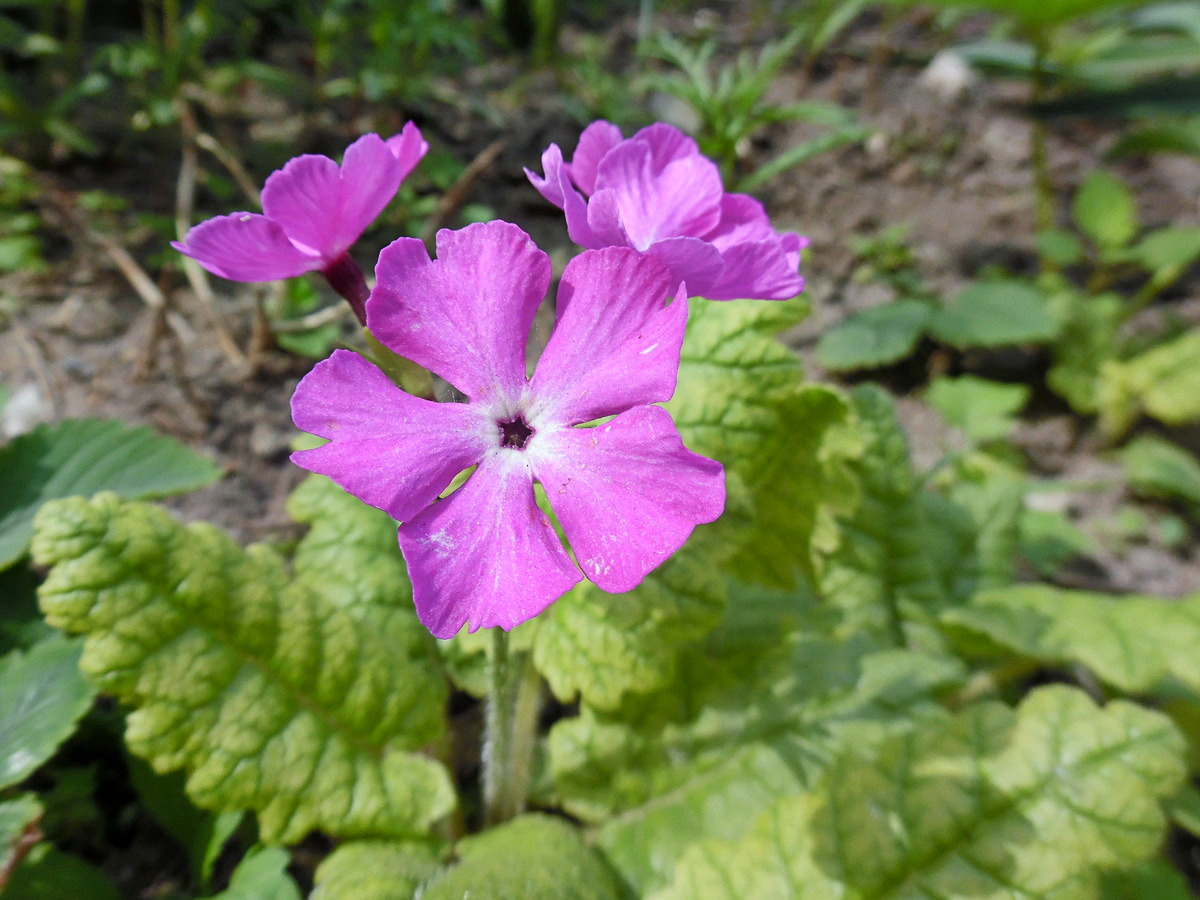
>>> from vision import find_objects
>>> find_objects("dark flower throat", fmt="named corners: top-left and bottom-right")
top-left (499, 416), bottom-right (534, 450)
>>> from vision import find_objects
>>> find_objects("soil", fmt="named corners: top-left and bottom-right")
top-left (3, 5), bottom-right (1200, 894)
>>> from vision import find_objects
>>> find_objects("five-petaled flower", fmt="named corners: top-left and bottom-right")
top-left (172, 124), bottom-right (427, 321)
top-left (290, 221), bottom-right (725, 639)
top-left (526, 120), bottom-right (806, 302)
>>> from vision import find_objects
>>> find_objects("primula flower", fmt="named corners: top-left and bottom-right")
top-left (172, 124), bottom-right (427, 321)
top-left (290, 221), bottom-right (725, 639)
top-left (526, 120), bottom-right (806, 301)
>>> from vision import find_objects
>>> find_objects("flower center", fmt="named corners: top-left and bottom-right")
top-left (498, 415), bottom-right (534, 450)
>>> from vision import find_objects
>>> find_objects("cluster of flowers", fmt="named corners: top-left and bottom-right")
top-left (175, 120), bottom-right (805, 639)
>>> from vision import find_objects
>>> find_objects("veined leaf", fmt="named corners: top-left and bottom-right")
top-left (32, 493), bottom-right (454, 844)
top-left (654, 686), bottom-right (1185, 899)
top-left (943, 584), bottom-right (1200, 695)
top-left (0, 636), bottom-right (95, 790)
top-left (421, 815), bottom-right (625, 899)
top-left (202, 847), bottom-right (300, 900)
top-left (1047, 290), bottom-right (1124, 414)
top-left (550, 579), bottom-right (964, 894)
top-left (0, 418), bottom-right (222, 570)
top-left (311, 840), bottom-right (443, 900)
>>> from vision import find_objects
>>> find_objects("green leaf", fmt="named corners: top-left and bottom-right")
top-left (943, 584), bottom-right (1200, 694)
top-left (928, 280), bottom-right (1059, 349)
top-left (550, 581), bottom-right (964, 894)
top-left (0, 636), bottom-right (95, 789)
top-left (926, 375), bottom-right (1029, 442)
top-left (1019, 507), bottom-right (1095, 576)
top-left (1047, 290), bottom-right (1124, 413)
top-left (1119, 434), bottom-right (1200, 515)
top-left (0, 418), bottom-right (222, 570)
top-left (127, 755), bottom-right (241, 886)
top-left (815, 300), bottom-right (931, 371)
top-left (1098, 330), bottom-right (1200, 437)
top-left (533, 539), bottom-right (728, 709)
top-left (311, 840), bottom-right (443, 900)
top-left (1111, 118), bottom-right (1200, 159)
top-left (1101, 859), bottom-right (1192, 900)
top-left (814, 386), bottom-right (980, 642)
top-left (0, 564), bottom-right (53, 653)
top-left (203, 847), bottom-right (300, 900)
top-left (917, 0), bottom-right (1138, 30)
top-left (32, 493), bottom-right (454, 843)
top-left (1074, 170), bottom-right (1138, 250)
top-left (1037, 229), bottom-right (1085, 266)
top-left (5, 843), bottom-right (122, 900)
top-left (0, 793), bottom-right (40, 876)
top-left (654, 686), bottom-right (1186, 899)
top-left (421, 814), bottom-right (626, 899)
top-left (1131, 226), bottom-right (1200, 286)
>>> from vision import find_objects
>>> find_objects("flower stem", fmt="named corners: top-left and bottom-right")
top-left (483, 629), bottom-right (541, 826)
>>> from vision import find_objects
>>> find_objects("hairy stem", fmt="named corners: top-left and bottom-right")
top-left (483, 629), bottom-right (541, 826)
top-left (1030, 33), bottom-right (1056, 241)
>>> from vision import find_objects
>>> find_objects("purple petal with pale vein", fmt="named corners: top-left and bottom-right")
top-left (594, 143), bottom-right (723, 250)
top-left (564, 120), bottom-right (623, 195)
top-left (531, 248), bottom-right (687, 422)
top-left (290, 349), bottom-right (490, 522)
top-left (385, 122), bottom-right (429, 181)
top-left (704, 237), bottom-right (805, 301)
top-left (368, 222), bottom-right (550, 402)
top-left (525, 143), bottom-right (567, 209)
top-left (260, 152), bottom-right (344, 257)
top-left (328, 133), bottom-right (408, 252)
top-left (535, 406), bottom-right (725, 593)
top-left (559, 162), bottom-right (602, 248)
top-left (644, 236), bottom-right (725, 296)
top-left (585, 189), bottom-right (633, 248)
top-left (172, 213), bottom-right (322, 281)
top-left (399, 454), bottom-right (582, 638)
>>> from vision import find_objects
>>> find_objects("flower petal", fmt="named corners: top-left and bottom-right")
top-left (534, 405), bottom-right (725, 593)
top-left (594, 142), bottom-right (723, 250)
top-left (172, 213), bottom-right (322, 281)
top-left (644, 236), bottom-right (725, 297)
top-left (630, 122), bottom-right (701, 171)
top-left (525, 143), bottom-right (567, 208)
top-left (585, 188), bottom-right (633, 248)
top-left (531, 248), bottom-right (687, 422)
top-left (564, 120), bottom-right (623, 195)
top-left (385, 121), bottom-right (429, 181)
top-left (399, 453), bottom-right (582, 638)
top-left (290, 349), bottom-right (490, 522)
top-left (368, 222), bottom-right (551, 403)
top-left (331, 132), bottom-right (411, 251)
top-left (704, 194), bottom-right (779, 250)
top-left (260, 152), bottom-right (344, 257)
top-left (704, 237), bottom-right (806, 301)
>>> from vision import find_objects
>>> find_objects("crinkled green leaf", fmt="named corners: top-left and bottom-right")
top-left (943, 584), bottom-right (1200, 695)
top-left (928, 281), bottom-right (1059, 349)
top-left (655, 686), bottom-right (1186, 899)
top-left (0, 636), bottom-right (95, 789)
top-left (940, 455), bottom-right (1024, 590)
top-left (1047, 290), bottom-right (1124, 413)
top-left (815, 300), bottom-right (931, 371)
top-left (31, 493), bottom-right (454, 844)
top-left (421, 814), bottom-right (625, 899)
top-left (926, 375), bottom-right (1030, 442)
top-left (814, 386), bottom-right (980, 642)
top-left (533, 540), bottom-right (727, 709)
top-left (203, 847), bottom-right (300, 900)
top-left (311, 840), bottom-right (443, 900)
top-left (5, 843), bottom-right (122, 900)
top-left (1099, 330), bottom-right (1200, 437)
top-left (550, 579), bottom-right (965, 894)
top-left (1119, 434), bottom-right (1200, 517)
top-left (1074, 170), bottom-right (1138, 250)
top-left (0, 418), bottom-right (222, 570)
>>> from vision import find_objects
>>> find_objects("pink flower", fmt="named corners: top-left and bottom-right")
top-left (526, 121), bottom-right (807, 301)
top-left (290, 221), bottom-right (725, 639)
top-left (172, 125), bottom-right (428, 320)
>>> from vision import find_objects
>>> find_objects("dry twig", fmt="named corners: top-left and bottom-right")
top-left (422, 139), bottom-right (506, 244)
